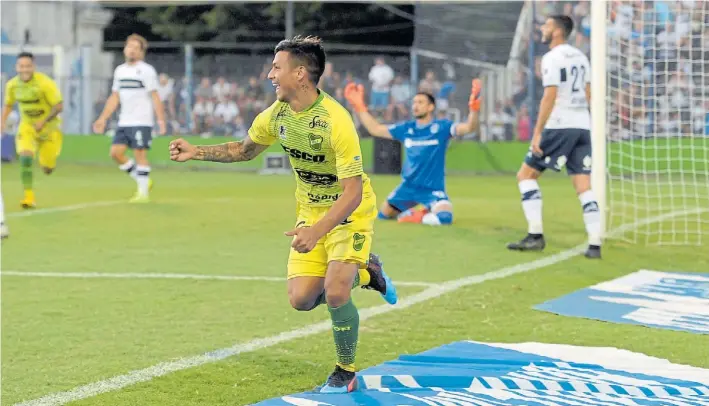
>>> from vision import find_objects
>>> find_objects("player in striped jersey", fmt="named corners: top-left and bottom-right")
top-left (93, 34), bottom-right (166, 203)
top-left (169, 36), bottom-right (397, 393)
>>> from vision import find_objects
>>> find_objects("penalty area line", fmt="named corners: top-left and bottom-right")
top-left (0, 271), bottom-right (436, 288)
top-left (13, 207), bottom-right (707, 406)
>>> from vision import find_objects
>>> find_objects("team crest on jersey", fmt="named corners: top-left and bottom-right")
top-left (430, 123), bottom-right (440, 134)
top-left (308, 133), bottom-right (323, 151)
top-left (279, 125), bottom-right (287, 140)
top-left (352, 233), bottom-right (366, 251)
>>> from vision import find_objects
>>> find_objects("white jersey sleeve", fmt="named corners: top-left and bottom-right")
top-left (543, 44), bottom-right (591, 130)
top-left (111, 67), bottom-right (120, 93)
top-left (541, 53), bottom-right (561, 87)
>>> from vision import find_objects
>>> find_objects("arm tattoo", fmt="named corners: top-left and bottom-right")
top-left (45, 103), bottom-right (63, 123)
top-left (194, 140), bottom-right (260, 163)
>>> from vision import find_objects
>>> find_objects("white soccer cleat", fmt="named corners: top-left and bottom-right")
top-left (1, 223), bottom-right (9, 240)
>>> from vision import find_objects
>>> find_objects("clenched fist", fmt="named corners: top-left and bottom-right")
top-left (169, 138), bottom-right (197, 162)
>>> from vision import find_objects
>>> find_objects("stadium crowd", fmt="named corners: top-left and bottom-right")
top-left (90, 0), bottom-right (707, 141)
top-left (511, 0), bottom-right (709, 140)
top-left (100, 53), bottom-right (464, 139)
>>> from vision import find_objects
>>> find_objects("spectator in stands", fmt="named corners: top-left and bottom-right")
top-left (319, 61), bottom-right (337, 94)
top-left (436, 80), bottom-right (455, 112)
top-left (246, 76), bottom-right (265, 109)
top-left (517, 104), bottom-right (531, 142)
top-left (488, 102), bottom-right (509, 141)
top-left (386, 76), bottom-right (411, 122)
top-left (368, 57), bottom-right (394, 114)
top-left (212, 76), bottom-right (231, 101)
top-left (418, 70), bottom-right (441, 96)
top-left (196, 77), bottom-right (213, 99)
top-left (213, 96), bottom-right (240, 136)
top-left (192, 96), bottom-right (214, 135)
top-left (157, 73), bottom-right (176, 134)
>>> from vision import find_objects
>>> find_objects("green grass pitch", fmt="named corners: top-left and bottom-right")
top-left (1, 136), bottom-right (707, 405)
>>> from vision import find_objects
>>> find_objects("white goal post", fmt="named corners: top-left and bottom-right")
top-left (591, 0), bottom-right (607, 239)
top-left (593, 0), bottom-right (709, 246)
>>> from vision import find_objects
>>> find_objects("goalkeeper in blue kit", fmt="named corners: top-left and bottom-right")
top-left (346, 79), bottom-right (482, 225)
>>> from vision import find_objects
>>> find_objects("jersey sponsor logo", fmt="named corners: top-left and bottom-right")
top-left (352, 233), bottom-right (366, 251)
top-left (403, 138), bottom-right (440, 149)
top-left (294, 169), bottom-right (338, 186)
top-left (281, 145), bottom-right (325, 163)
top-left (119, 79), bottom-right (145, 89)
top-left (308, 133), bottom-right (323, 151)
top-left (309, 116), bottom-right (329, 130)
top-left (18, 99), bottom-right (40, 104)
top-left (24, 109), bottom-right (45, 118)
top-left (307, 192), bottom-right (340, 204)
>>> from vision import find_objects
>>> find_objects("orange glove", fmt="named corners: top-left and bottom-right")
top-left (468, 78), bottom-right (482, 112)
top-left (344, 82), bottom-right (367, 113)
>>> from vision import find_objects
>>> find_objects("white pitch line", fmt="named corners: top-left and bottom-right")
top-left (14, 208), bottom-right (707, 406)
top-left (0, 271), bottom-right (435, 288)
top-left (6, 200), bottom-right (126, 218)
top-left (6, 197), bottom-right (236, 219)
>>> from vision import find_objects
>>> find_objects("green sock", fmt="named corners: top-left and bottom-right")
top-left (19, 156), bottom-right (33, 191)
top-left (328, 299), bottom-right (359, 372)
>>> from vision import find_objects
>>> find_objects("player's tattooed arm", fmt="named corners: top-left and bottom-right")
top-left (194, 138), bottom-right (268, 162)
top-left (44, 102), bottom-right (63, 123)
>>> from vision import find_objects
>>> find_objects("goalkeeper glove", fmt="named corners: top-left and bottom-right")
top-left (344, 82), bottom-right (368, 113)
top-left (468, 78), bottom-right (482, 112)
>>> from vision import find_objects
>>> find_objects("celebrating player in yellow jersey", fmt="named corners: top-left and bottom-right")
top-left (1, 52), bottom-right (64, 209)
top-left (169, 36), bottom-right (397, 393)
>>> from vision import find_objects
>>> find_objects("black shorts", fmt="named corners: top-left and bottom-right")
top-left (112, 126), bottom-right (153, 150)
top-left (524, 128), bottom-right (592, 175)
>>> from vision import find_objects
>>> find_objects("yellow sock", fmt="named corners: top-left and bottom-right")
top-left (357, 267), bottom-right (370, 287)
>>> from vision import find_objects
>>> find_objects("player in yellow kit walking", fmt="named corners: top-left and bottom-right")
top-left (169, 36), bottom-right (397, 393)
top-left (1, 52), bottom-right (64, 208)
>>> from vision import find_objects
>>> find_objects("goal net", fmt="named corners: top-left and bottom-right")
top-left (602, 0), bottom-right (709, 245)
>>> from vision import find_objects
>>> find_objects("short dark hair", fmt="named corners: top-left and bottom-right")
top-left (416, 92), bottom-right (436, 106)
top-left (549, 15), bottom-right (574, 39)
top-left (17, 51), bottom-right (34, 60)
top-left (274, 35), bottom-right (326, 85)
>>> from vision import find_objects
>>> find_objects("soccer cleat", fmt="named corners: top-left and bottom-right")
top-left (319, 365), bottom-right (358, 393)
top-left (507, 234), bottom-right (546, 251)
top-left (362, 253), bottom-right (398, 305)
top-left (129, 194), bottom-right (150, 204)
top-left (1, 223), bottom-right (9, 240)
top-left (584, 245), bottom-right (601, 259)
top-left (397, 207), bottom-right (428, 224)
top-left (20, 191), bottom-right (36, 209)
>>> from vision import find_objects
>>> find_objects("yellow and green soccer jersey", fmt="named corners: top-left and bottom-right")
top-left (249, 91), bottom-right (375, 207)
top-left (4, 72), bottom-right (63, 125)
